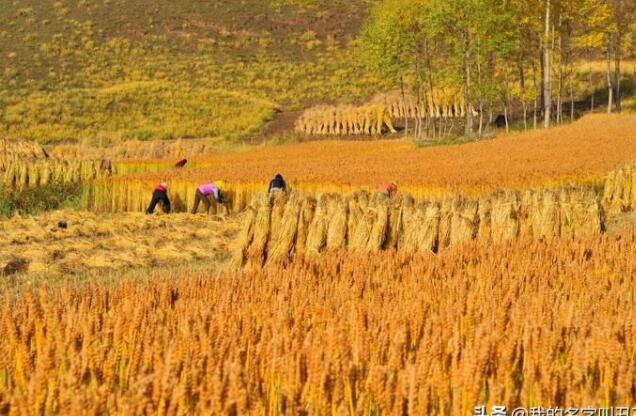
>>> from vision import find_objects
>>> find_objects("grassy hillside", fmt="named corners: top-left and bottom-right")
top-left (0, 82), bottom-right (276, 144)
top-left (0, 0), bottom-right (382, 144)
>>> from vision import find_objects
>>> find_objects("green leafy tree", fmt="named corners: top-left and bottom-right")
top-left (361, 0), bottom-right (432, 137)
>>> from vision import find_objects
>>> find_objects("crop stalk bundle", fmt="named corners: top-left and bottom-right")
top-left (0, 139), bottom-right (48, 171)
top-left (294, 104), bottom-right (396, 136)
top-left (2, 159), bottom-right (111, 190)
top-left (232, 186), bottom-right (603, 268)
top-left (603, 161), bottom-right (636, 217)
top-left (370, 89), bottom-right (473, 119)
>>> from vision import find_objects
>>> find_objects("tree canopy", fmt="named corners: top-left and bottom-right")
top-left (361, 0), bottom-right (634, 138)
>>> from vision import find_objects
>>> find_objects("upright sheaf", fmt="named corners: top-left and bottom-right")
top-left (232, 186), bottom-right (604, 268)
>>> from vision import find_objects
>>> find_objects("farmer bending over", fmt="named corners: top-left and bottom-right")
top-left (192, 183), bottom-right (223, 214)
top-left (146, 182), bottom-right (171, 214)
top-left (268, 173), bottom-right (287, 194)
top-left (378, 182), bottom-right (398, 198)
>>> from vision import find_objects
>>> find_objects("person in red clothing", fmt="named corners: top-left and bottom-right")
top-left (378, 182), bottom-right (398, 198)
top-left (146, 182), bottom-right (171, 214)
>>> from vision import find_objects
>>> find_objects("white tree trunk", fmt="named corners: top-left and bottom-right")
top-left (543, 0), bottom-right (552, 129)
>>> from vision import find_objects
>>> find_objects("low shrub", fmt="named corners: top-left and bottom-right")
top-left (0, 181), bottom-right (83, 217)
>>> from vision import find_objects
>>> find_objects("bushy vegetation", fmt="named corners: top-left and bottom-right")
top-left (0, 181), bottom-right (83, 218)
top-left (360, 0), bottom-right (636, 138)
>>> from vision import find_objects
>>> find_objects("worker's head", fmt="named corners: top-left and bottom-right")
top-left (275, 173), bottom-right (283, 180)
top-left (160, 181), bottom-right (167, 188)
top-left (389, 182), bottom-right (397, 196)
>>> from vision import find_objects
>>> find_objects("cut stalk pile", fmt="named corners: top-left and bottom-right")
top-left (233, 186), bottom-right (603, 268)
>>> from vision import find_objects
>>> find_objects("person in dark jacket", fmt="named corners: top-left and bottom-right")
top-left (268, 174), bottom-right (287, 194)
top-left (146, 182), bottom-right (171, 214)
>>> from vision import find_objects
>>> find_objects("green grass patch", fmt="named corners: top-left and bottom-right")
top-left (0, 181), bottom-right (83, 218)
top-left (0, 82), bottom-right (277, 144)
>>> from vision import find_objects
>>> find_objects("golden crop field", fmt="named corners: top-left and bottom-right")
top-left (1, 0), bottom-right (635, 414)
top-left (0, 211), bottom-right (239, 276)
top-left (85, 114), bottom-right (636, 214)
top-left (1, 232), bottom-right (635, 414)
top-left (120, 114), bottom-right (636, 196)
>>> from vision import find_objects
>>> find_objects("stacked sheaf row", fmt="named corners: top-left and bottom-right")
top-left (603, 161), bottom-right (636, 216)
top-left (294, 104), bottom-right (396, 136)
top-left (87, 178), bottom-right (259, 214)
top-left (2, 159), bottom-right (112, 189)
top-left (294, 89), bottom-right (475, 137)
top-left (232, 187), bottom-right (602, 269)
top-left (48, 137), bottom-right (219, 161)
top-left (0, 139), bottom-right (48, 171)
top-left (87, 179), bottom-right (379, 215)
top-left (370, 90), bottom-right (473, 119)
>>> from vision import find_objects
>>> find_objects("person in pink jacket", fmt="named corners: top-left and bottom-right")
top-left (191, 183), bottom-right (221, 214)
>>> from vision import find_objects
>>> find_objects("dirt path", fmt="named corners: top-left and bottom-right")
top-left (247, 111), bottom-right (302, 143)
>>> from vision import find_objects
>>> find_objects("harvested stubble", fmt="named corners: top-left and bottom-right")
top-left (0, 211), bottom-right (239, 276)
top-left (2, 232), bottom-right (636, 414)
top-left (603, 161), bottom-right (636, 216)
top-left (2, 159), bottom-right (111, 190)
top-left (233, 187), bottom-right (603, 267)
